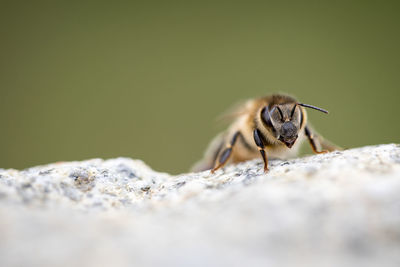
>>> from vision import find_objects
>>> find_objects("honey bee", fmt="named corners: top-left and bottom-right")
top-left (192, 94), bottom-right (340, 173)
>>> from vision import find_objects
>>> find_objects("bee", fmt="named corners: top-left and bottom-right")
top-left (192, 94), bottom-right (340, 173)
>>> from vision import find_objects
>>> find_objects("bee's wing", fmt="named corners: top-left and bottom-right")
top-left (320, 137), bottom-right (343, 151)
top-left (215, 99), bottom-right (252, 125)
top-left (306, 124), bottom-right (343, 151)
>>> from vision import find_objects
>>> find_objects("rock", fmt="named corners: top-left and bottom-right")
top-left (0, 144), bottom-right (400, 267)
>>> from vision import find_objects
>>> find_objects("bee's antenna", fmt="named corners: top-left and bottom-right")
top-left (298, 103), bottom-right (329, 114)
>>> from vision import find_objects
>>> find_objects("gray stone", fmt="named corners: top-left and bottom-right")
top-left (0, 144), bottom-right (400, 267)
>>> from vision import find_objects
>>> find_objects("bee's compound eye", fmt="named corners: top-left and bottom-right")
top-left (261, 106), bottom-right (279, 137)
top-left (261, 106), bottom-right (273, 128)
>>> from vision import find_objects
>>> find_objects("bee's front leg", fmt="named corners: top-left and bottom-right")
top-left (253, 129), bottom-right (269, 172)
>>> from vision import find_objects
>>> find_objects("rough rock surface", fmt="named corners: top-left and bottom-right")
top-left (1, 144), bottom-right (400, 267)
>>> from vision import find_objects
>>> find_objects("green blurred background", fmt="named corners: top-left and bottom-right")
top-left (1, 1), bottom-right (399, 174)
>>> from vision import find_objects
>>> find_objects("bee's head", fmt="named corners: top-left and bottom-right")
top-left (262, 102), bottom-right (328, 148)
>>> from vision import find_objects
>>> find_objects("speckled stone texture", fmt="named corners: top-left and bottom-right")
top-left (1, 144), bottom-right (400, 267)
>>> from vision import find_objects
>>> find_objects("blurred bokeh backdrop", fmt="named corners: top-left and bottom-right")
top-left (1, 1), bottom-right (399, 173)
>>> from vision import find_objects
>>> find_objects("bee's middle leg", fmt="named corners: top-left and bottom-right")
top-left (211, 131), bottom-right (241, 173)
